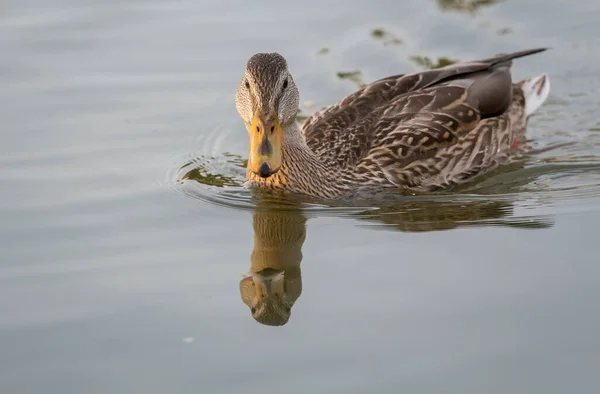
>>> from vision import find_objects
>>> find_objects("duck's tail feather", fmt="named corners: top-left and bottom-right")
top-left (518, 73), bottom-right (551, 116)
top-left (482, 48), bottom-right (549, 69)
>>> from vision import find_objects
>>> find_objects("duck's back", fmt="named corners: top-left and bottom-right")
top-left (300, 48), bottom-right (550, 191)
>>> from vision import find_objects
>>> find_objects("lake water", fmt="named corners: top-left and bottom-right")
top-left (1, 0), bottom-right (599, 393)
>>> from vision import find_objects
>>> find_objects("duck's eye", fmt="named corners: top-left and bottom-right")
top-left (251, 307), bottom-right (256, 314)
top-left (244, 80), bottom-right (250, 89)
top-left (282, 79), bottom-right (288, 90)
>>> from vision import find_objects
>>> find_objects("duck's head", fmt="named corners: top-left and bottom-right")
top-left (240, 268), bottom-right (301, 326)
top-left (235, 53), bottom-right (300, 178)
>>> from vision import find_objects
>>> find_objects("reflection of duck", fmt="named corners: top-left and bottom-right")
top-left (235, 48), bottom-right (550, 199)
top-left (239, 205), bottom-right (306, 326)
top-left (239, 191), bottom-right (553, 326)
top-left (353, 197), bottom-right (553, 232)
top-left (352, 160), bottom-right (556, 232)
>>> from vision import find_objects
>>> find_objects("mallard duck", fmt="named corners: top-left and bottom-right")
top-left (235, 48), bottom-right (550, 199)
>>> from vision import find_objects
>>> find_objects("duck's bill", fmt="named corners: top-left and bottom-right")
top-left (253, 270), bottom-right (285, 300)
top-left (248, 108), bottom-right (282, 178)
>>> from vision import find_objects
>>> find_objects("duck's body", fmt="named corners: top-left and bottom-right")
top-left (237, 49), bottom-right (550, 199)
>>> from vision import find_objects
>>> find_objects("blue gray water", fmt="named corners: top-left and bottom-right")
top-left (1, 0), bottom-right (599, 393)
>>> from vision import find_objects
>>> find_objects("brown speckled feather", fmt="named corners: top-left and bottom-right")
top-left (300, 48), bottom-right (546, 192)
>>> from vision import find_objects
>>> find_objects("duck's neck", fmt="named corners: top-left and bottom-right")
top-left (246, 121), bottom-right (337, 198)
top-left (250, 209), bottom-right (306, 272)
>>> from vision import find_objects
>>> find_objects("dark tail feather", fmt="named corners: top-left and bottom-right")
top-left (483, 48), bottom-right (550, 69)
top-left (421, 48), bottom-right (549, 90)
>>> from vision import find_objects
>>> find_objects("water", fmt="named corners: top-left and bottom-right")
top-left (1, 0), bottom-right (599, 393)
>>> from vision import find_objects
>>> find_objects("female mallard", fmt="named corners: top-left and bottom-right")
top-left (235, 48), bottom-right (550, 199)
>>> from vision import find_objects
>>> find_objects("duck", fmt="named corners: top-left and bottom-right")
top-left (234, 48), bottom-right (550, 199)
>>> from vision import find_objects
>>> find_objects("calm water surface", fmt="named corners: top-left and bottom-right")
top-left (1, 0), bottom-right (600, 393)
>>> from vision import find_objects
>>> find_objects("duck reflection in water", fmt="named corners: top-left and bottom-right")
top-left (238, 187), bottom-right (554, 326)
top-left (239, 204), bottom-right (306, 326)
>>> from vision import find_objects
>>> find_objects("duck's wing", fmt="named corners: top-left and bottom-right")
top-left (301, 48), bottom-right (547, 187)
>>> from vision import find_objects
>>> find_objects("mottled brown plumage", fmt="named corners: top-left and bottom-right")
top-left (236, 48), bottom-right (550, 199)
